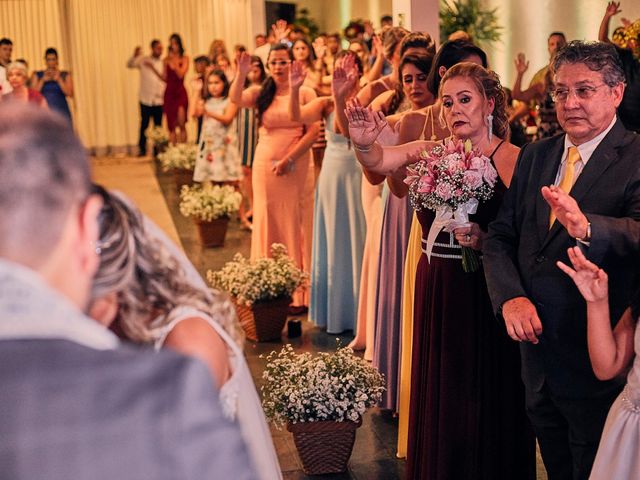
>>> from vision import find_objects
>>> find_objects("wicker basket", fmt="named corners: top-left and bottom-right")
top-left (194, 217), bottom-right (229, 247)
top-left (173, 168), bottom-right (194, 192)
top-left (232, 296), bottom-right (290, 342)
top-left (287, 418), bottom-right (362, 475)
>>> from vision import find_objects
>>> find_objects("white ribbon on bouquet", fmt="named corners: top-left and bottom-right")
top-left (424, 198), bottom-right (479, 261)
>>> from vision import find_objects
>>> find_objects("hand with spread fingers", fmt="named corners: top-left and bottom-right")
top-left (557, 246), bottom-right (609, 303)
top-left (236, 51), bottom-right (252, 76)
top-left (289, 61), bottom-right (307, 90)
top-left (344, 98), bottom-right (387, 149)
top-left (541, 185), bottom-right (590, 238)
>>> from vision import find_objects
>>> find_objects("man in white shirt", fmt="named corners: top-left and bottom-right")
top-left (127, 39), bottom-right (165, 156)
top-left (485, 40), bottom-right (640, 480)
top-left (0, 37), bottom-right (13, 95)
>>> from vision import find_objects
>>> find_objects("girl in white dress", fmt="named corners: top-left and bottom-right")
top-left (88, 186), bottom-right (282, 480)
top-left (194, 70), bottom-right (242, 184)
top-left (558, 246), bottom-right (639, 479)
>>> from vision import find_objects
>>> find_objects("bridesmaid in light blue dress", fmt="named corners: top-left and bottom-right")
top-left (310, 111), bottom-right (365, 333)
top-left (288, 51), bottom-right (366, 333)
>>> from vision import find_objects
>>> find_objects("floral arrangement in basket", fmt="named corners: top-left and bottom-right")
top-left (157, 143), bottom-right (197, 172)
top-left (146, 126), bottom-right (169, 148)
top-left (207, 243), bottom-right (308, 306)
top-left (404, 138), bottom-right (498, 272)
top-left (179, 184), bottom-right (242, 222)
top-left (261, 344), bottom-right (385, 429)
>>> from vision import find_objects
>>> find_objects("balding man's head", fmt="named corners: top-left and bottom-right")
top-left (0, 102), bottom-right (101, 308)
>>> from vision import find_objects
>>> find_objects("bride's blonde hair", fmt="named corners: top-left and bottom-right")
top-left (90, 186), bottom-right (244, 346)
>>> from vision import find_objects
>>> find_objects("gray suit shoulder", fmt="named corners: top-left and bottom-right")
top-left (0, 339), bottom-right (257, 480)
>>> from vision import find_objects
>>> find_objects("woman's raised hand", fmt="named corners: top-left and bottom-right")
top-left (332, 55), bottom-right (357, 99)
top-left (237, 52), bottom-right (252, 75)
top-left (371, 34), bottom-right (382, 57)
top-left (514, 53), bottom-right (529, 75)
top-left (345, 98), bottom-right (387, 147)
top-left (605, 1), bottom-right (622, 18)
top-left (289, 61), bottom-right (307, 90)
top-left (312, 38), bottom-right (327, 61)
top-left (557, 246), bottom-right (609, 303)
top-left (272, 19), bottom-right (291, 42)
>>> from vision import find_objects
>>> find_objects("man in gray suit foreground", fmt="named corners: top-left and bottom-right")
top-left (0, 102), bottom-right (257, 479)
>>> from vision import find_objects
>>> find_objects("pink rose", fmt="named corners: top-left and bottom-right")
top-left (435, 182), bottom-right (453, 201)
top-left (469, 156), bottom-right (487, 171)
top-left (417, 175), bottom-right (436, 194)
top-left (463, 170), bottom-right (483, 189)
top-left (482, 164), bottom-right (498, 186)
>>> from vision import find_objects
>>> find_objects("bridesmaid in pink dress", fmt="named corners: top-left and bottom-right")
top-left (229, 46), bottom-right (319, 309)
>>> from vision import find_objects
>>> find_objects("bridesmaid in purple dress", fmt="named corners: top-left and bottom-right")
top-left (348, 62), bottom-right (535, 479)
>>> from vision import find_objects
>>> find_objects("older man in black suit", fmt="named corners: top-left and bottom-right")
top-left (484, 41), bottom-right (640, 480)
top-left (0, 102), bottom-right (257, 480)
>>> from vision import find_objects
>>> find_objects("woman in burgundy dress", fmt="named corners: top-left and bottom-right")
top-left (347, 62), bottom-right (536, 479)
top-left (163, 33), bottom-right (189, 144)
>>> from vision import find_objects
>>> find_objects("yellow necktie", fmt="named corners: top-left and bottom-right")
top-left (550, 146), bottom-right (581, 227)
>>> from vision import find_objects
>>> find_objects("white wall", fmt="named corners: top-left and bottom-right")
top-left (483, 0), bottom-right (640, 87)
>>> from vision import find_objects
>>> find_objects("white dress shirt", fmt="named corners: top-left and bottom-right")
top-left (0, 64), bottom-right (12, 95)
top-left (126, 54), bottom-right (165, 106)
top-left (553, 115), bottom-right (618, 187)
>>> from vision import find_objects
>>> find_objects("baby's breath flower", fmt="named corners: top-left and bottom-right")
top-left (158, 143), bottom-right (198, 171)
top-left (179, 184), bottom-right (241, 222)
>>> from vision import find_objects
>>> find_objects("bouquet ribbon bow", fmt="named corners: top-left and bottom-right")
top-left (424, 198), bottom-right (478, 261)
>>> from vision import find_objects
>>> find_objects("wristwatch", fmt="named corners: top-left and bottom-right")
top-left (576, 222), bottom-right (592, 243)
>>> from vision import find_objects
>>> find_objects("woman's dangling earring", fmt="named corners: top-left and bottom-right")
top-left (486, 113), bottom-right (494, 143)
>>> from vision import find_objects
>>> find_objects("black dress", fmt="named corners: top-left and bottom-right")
top-left (406, 147), bottom-right (536, 479)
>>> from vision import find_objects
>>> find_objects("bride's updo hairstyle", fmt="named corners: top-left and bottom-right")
top-left (90, 185), bottom-right (243, 345)
top-left (438, 62), bottom-right (510, 141)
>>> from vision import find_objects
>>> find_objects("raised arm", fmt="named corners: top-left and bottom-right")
top-left (176, 55), bottom-right (190, 79)
top-left (512, 53), bottom-right (543, 103)
top-left (229, 52), bottom-right (258, 108)
top-left (599, 2), bottom-right (621, 43)
top-left (364, 34), bottom-right (384, 84)
top-left (346, 99), bottom-right (430, 174)
top-left (557, 246), bottom-right (636, 380)
top-left (332, 54), bottom-right (359, 138)
top-left (289, 61), bottom-right (326, 123)
top-left (126, 46), bottom-right (142, 68)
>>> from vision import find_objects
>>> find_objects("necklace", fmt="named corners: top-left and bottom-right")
top-left (428, 105), bottom-right (437, 141)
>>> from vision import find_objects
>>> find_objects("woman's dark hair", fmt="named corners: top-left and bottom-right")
top-left (426, 40), bottom-right (487, 96)
top-left (387, 53), bottom-right (434, 115)
top-left (169, 33), bottom-right (185, 56)
top-left (399, 32), bottom-right (435, 58)
top-left (244, 55), bottom-right (267, 88)
top-left (439, 62), bottom-right (510, 140)
top-left (44, 47), bottom-right (58, 58)
top-left (293, 38), bottom-right (316, 69)
top-left (202, 69), bottom-right (230, 100)
top-left (256, 44), bottom-right (292, 126)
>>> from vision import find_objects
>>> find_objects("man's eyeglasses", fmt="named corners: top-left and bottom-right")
top-left (550, 83), bottom-right (608, 103)
top-left (268, 60), bottom-right (291, 67)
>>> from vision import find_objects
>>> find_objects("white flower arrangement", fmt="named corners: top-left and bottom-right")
top-left (260, 344), bottom-right (385, 429)
top-left (157, 143), bottom-right (197, 171)
top-left (179, 184), bottom-right (242, 222)
top-left (146, 126), bottom-right (169, 147)
top-left (207, 243), bottom-right (308, 306)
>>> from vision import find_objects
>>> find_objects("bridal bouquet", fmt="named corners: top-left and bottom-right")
top-left (404, 138), bottom-right (498, 272)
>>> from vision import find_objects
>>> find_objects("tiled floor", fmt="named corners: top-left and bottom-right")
top-left (93, 156), bottom-right (548, 480)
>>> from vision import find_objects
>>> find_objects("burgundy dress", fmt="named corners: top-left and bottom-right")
top-left (406, 154), bottom-right (536, 479)
top-left (163, 63), bottom-right (188, 131)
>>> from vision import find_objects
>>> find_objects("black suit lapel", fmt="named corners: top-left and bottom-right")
top-left (535, 138), bottom-right (564, 246)
top-left (540, 120), bottom-right (626, 250)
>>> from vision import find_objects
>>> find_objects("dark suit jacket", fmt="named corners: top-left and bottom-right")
top-left (484, 120), bottom-right (640, 398)
top-left (0, 339), bottom-right (257, 480)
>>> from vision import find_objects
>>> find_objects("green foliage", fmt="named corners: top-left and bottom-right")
top-left (439, 0), bottom-right (502, 46)
top-left (294, 8), bottom-right (320, 40)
